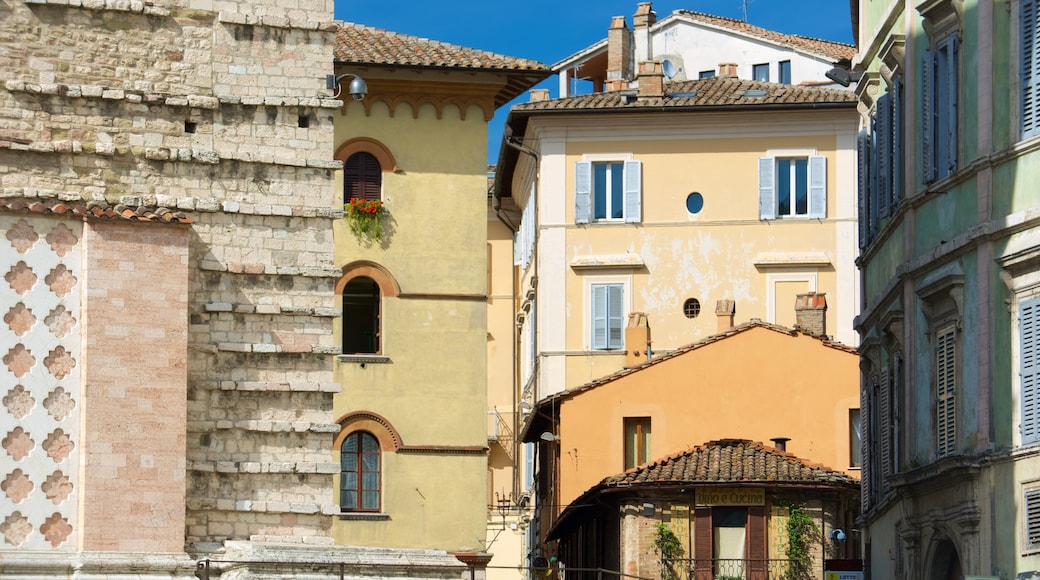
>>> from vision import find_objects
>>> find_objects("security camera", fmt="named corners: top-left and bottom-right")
top-left (351, 91), bottom-right (365, 101)
top-left (347, 77), bottom-right (368, 101)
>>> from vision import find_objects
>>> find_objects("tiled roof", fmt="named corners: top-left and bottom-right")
top-left (512, 76), bottom-right (856, 113)
top-left (0, 197), bottom-right (192, 224)
top-left (603, 439), bottom-right (858, 487)
top-left (332, 23), bottom-right (550, 72)
top-left (672, 10), bottom-right (856, 62)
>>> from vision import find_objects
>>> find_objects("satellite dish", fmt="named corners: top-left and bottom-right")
top-left (662, 59), bottom-right (677, 79)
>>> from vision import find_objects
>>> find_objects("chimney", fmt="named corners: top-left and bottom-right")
top-left (771, 437), bottom-right (790, 452)
top-left (529, 89), bottom-right (550, 103)
top-left (718, 63), bottom-right (738, 78)
top-left (607, 16), bottom-right (633, 83)
top-left (794, 292), bottom-right (827, 338)
top-left (624, 312), bottom-right (651, 368)
top-left (637, 60), bottom-right (664, 99)
top-left (633, 2), bottom-right (657, 64)
top-left (604, 79), bottom-right (628, 92)
top-left (715, 299), bottom-right (735, 333)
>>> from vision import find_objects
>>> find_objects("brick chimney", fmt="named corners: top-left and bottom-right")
top-left (607, 15), bottom-right (633, 83)
top-left (624, 312), bottom-right (651, 368)
top-left (794, 292), bottom-right (827, 337)
top-left (633, 2), bottom-right (657, 64)
top-left (718, 63), bottom-right (738, 78)
top-left (529, 89), bottom-right (550, 102)
top-left (715, 299), bottom-right (735, 333)
top-left (637, 60), bottom-right (664, 99)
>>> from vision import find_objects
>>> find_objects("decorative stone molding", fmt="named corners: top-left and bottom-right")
top-left (334, 137), bottom-right (400, 173)
top-left (917, 0), bottom-right (964, 44)
top-left (879, 34), bottom-right (907, 77)
top-left (855, 71), bottom-right (883, 114)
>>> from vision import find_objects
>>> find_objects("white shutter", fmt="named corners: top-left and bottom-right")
top-left (1022, 297), bottom-right (1040, 444)
top-left (575, 161), bottom-right (592, 224)
top-left (808, 155), bottom-right (826, 219)
top-left (922, 50), bottom-right (935, 183)
top-left (935, 324), bottom-right (957, 457)
top-left (607, 285), bottom-right (624, 349)
top-left (1024, 0), bottom-right (1040, 139)
top-left (591, 284), bottom-right (606, 350)
top-left (623, 160), bottom-right (642, 223)
top-left (758, 157), bottom-right (775, 220)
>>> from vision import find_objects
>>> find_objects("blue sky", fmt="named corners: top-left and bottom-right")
top-left (335, 1), bottom-right (856, 163)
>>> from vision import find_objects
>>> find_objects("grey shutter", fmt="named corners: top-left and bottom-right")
top-left (857, 129), bottom-right (870, 248)
top-left (623, 160), bottom-right (642, 223)
top-left (861, 373), bottom-right (871, 512)
top-left (877, 92), bottom-right (892, 218)
top-left (945, 36), bottom-right (959, 174)
top-left (1022, 297), bottom-right (1040, 444)
top-left (880, 362), bottom-right (892, 488)
top-left (869, 119), bottom-right (879, 238)
top-left (1024, 0), bottom-right (1040, 139)
top-left (922, 50), bottom-right (935, 183)
top-left (591, 284), bottom-right (606, 349)
top-left (893, 77), bottom-right (904, 208)
top-left (758, 157), bottom-right (775, 220)
top-left (935, 324), bottom-right (957, 457)
top-left (575, 161), bottom-right (592, 224)
top-left (808, 155), bottom-right (826, 219)
top-left (607, 285), bottom-right (624, 349)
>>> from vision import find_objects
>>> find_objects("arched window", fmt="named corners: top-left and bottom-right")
top-left (342, 276), bottom-right (380, 354)
top-left (340, 431), bottom-right (380, 512)
top-left (344, 152), bottom-right (381, 203)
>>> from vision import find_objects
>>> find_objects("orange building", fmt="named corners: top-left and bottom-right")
top-left (521, 298), bottom-right (861, 563)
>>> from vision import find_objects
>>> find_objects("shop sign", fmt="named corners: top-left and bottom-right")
top-left (695, 487), bottom-right (764, 506)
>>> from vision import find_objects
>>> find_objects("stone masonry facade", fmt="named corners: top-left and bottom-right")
top-left (1, 0), bottom-right (343, 573)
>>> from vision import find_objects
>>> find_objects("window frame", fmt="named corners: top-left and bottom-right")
top-left (921, 35), bottom-right (958, 184)
top-left (849, 408), bottom-right (862, 468)
top-left (341, 276), bottom-right (381, 355)
top-left (344, 151), bottom-right (383, 203)
top-left (759, 152), bottom-right (826, 220)
top-left (778, 60), bottom-right (791, 84)
top-left (340, 430), bottom-right (382, 513)
top-left (752, 63), bottom-right (770, 82)
top-left (575, 157), bottom-right (642, 224)
top-left (623, 416), bottom-right (651, 470)
top-left (590, 282), bottom-right (625, 351)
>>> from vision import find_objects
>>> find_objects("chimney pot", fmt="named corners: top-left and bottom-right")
top-left (634, 2), bottom-right (657, 28)
top-left (719, 63), bottom-right (739, 78)
top-left (794, 292), bottom-right (827, 338)
top-left (637, 60), bottom-right (664, 99)
top-left (715, 299), bottom-right (735, 332)
top-left (771, 437), bottom-right (790, 452)
top-left (529, 89), bottom-right (550, 103)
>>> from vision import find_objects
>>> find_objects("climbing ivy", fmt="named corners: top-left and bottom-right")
top-left (653, 522), bottom-right (684, 580)
top-left (777, 502), bottom-right (820, 580)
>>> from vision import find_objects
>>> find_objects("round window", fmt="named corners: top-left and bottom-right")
top-left (683, 298), bottom-right (701, 319)
top-left (686, 192), bottom-right (704, 214)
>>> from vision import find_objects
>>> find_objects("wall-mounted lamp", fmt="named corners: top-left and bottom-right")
top-left (824, 67), bottom-right (863, 88)
top-left (641, 502), bottom-right (655, 517)
top-left (539, 432), bottom-right (560, 442)
top-left (326, 73), bottom-right (368, 101)
top-left (829, 529), bottom-right (847, 542)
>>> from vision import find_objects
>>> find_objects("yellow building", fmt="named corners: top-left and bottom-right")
top-left (329, 22), bottom-right (547, 569)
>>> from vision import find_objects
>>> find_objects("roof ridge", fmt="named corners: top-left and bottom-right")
top-left (671, 9), bottom-right (855, 52)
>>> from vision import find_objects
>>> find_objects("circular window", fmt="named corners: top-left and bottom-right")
top-left (683, 298), bottom-right (701, 319)
top-left (686, 192), bottom-right (704, 214)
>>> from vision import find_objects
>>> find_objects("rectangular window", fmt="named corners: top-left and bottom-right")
top-left (922, 36), bottom-right (958, 183)
top-left (624, 417), bottom-right (651, 469)
top-left (850, 408), bottom-right (862, 467)
top-left (591, 283), bottom-right (624, 350)
top-left (699, 70), bottom-right (716, 79)
top-left (935, 323), bottom-right (957, 457)
top-left (759, 155), bottom-right (826, 219)
top-left (574, 160), bottom-right (642, 224)
top-left (779, 60), bottom-right (791, 84)
top-left (753, 63), bottom-right (769, 82)
top-left (1022, 297), bottom-right (1040, 445)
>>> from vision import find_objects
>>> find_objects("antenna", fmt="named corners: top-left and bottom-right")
top-left (742, 0), bottom-right (751, 22)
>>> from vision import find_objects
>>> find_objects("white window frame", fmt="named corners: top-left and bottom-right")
top-left (759, 149), bottom-right (826, 220)
top-left (585, 275), bottom-right (632, 352)
top-left (575, 154), bottom-right (641, 225)
top-left (765, 270), bottom-right (818, 326)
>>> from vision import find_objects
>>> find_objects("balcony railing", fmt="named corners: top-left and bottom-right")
top-left (661, 558), bottom-right (795, 580)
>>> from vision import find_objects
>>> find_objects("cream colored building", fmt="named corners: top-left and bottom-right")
top-left (329, 23), bottom-right (547, 575)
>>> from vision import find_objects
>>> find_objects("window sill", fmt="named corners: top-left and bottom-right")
top-left (338, 355), bottom-right (391, 365)
top-left (338, 512), bottom-right (390, 521)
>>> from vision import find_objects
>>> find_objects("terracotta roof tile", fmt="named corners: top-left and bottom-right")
top-left (672, 10), bottom-right (856, 62)
top-left (604, 438), bottom-right (858, 487)
top-left (0, 197), bottom-right (192, 224)
top-left (512, 76), bottom-right (855, 113)
top-left (332, 23), bottom-right (549, 72)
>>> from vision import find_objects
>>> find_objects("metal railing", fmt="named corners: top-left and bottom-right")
top-left (660, 558), bottom-right (794, 580)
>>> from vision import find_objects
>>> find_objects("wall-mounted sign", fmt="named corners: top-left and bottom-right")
top-left (695, 487), bottom-right (765, 506)
top-left (825, 573), bottom-right (863, 580)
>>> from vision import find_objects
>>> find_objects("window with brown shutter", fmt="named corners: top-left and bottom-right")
top-left (345, 152), bottom-right (382, 203)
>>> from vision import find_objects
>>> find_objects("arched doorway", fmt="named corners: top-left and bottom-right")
top-left (929, 538), bottom-right (962, 580)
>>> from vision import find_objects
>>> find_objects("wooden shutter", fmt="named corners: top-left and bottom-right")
top-left (693, 507), bottom-right (712, 580)
top-left (591, 284), bottom-right (606, 349)
top-left (880, 363), bottom-right (892, 487)
top-left (861, 371), bottom-right (871, 511)
top-left (876, 92), bottom-right (892, 219)
top-left (607, 284), bottom-right (624, 349)
top-left (935, 324), bottom-right (957, 457)
top-left (1021, 297), bottom-right (1040, 444)
top-left (575, 161), bottom-right (592, 224)
top-left (857, 129), bottom-right (870, 248)
top-left (808, 155), bottom-right (826, 219)
top-left (1024, 0), bottom-right (1040, 139)
top-left (1026, 488), bottom-right (1040, 550)
top-left (344, 152), bottom-right (382, 202)
top-left (623, 160), bottom-right (642, 223)
top-left (758, 157), bottom-right (775, 220)
top-left (892, 77), bottom-right (904, 208)
top-left (747, 505), bottom-right (767, 580)
top-left (944, 36), bottom-right (959, 174)
top-left (922, 50), bottom-right (935, 183)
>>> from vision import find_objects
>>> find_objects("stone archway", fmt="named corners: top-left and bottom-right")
top-left (928, 538), bottom-right (962, 580)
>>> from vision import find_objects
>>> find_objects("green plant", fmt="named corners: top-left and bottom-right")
top-left (344, 197), bottom-right (387, 240)
top-left (654, 522), bottom-right (684, 580)
top-left (782, 504), bottom-right (820, 580)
